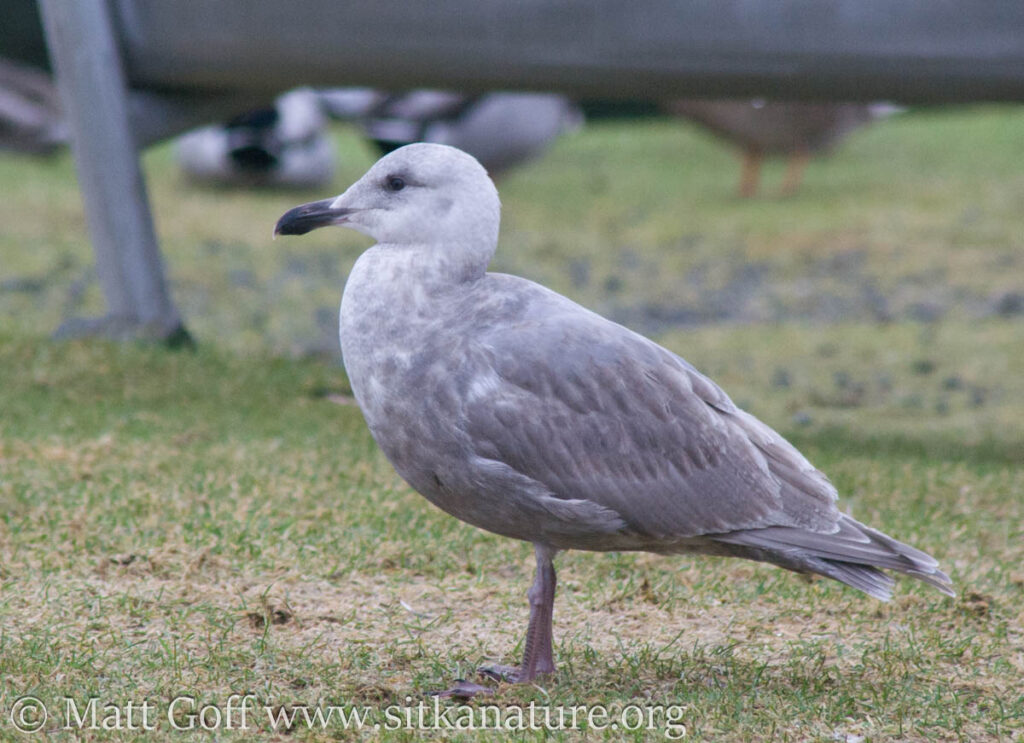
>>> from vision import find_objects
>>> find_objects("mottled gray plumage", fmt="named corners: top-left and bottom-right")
top-left (275, 143), bottom-right (953, 692)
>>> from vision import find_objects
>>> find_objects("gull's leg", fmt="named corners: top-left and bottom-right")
top-left (517, 543), bottom-right (559, 680)
top-left (738, 148), bottom-right (763, 198)
top-left (477, 544), bottom-right (558, 684)
top-left (432, 545), bottom-right (559, 698)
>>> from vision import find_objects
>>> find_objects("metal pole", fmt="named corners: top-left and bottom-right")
top-left (37, 0), bottom-right (189, 343)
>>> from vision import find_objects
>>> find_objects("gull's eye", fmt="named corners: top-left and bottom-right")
top-left (385, 175), bottom-right (406, 192)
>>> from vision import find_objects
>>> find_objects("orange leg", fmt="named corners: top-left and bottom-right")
top-left (738, 148), bottom-right (763, 198)
top-left (779, 149), bottom-right (811, 197)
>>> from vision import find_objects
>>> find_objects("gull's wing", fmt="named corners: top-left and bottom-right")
top-left (463, 295), bottom-right (840, 542)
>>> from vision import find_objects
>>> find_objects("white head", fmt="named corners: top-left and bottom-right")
top-left (275, 143), bottom-right (501, 281)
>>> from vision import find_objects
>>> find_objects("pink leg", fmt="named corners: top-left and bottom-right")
top-left (433, 545), bottom-right (558, 698)
top-left (517, 544), bottom-right (558, 680)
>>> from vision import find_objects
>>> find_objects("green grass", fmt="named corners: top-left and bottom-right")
top-left (1, 108), bottom-right (1023, 741)
top-left (0, 333), bottom-right (1020, 742)
top-left (3, 106), bottom-right (1024, 349)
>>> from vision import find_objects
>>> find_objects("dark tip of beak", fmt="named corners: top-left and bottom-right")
top-left (274, 198), bottom-right (359, 236)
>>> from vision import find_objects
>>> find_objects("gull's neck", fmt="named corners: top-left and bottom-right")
top-left (340, 239), bottom-right (490, 364)
top-left (364, 240), bottom-right (493, 287)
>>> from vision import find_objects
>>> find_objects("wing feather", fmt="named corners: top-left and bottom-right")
top-left (463, 304), bottom-right (839, 542)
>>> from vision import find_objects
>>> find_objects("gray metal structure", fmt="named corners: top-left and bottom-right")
top-left (117, 1), bottom-right (1024, 102)
top-left (16, 0), bottom-right (1024, 341)
top-left (37, 0), bottom-right (184, 341)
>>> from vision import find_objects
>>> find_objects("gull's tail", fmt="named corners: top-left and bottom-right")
top-left (712, 514), bottom-right (955, 601)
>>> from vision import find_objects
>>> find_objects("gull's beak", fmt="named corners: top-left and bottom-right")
top-left (274, 198), bottom-right (362, 236)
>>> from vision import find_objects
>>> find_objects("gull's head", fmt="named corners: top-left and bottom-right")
top-left (275, 143), bottom-right (500, 266)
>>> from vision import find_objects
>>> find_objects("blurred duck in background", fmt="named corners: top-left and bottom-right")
top-left (175, 88), bottom-right (581, 188)
top-left (666, 100), bottom-right (896, 197)
top-left (337, 90), bottom-right (582, 177)
top-left (176, 87), bottom-right (335, 188)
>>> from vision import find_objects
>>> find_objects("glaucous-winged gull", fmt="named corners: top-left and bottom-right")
top-left (275, 143), bottom-right (952, 695)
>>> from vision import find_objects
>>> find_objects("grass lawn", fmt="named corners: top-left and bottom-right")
top-left (1, 108), bottom-right (1023, 740)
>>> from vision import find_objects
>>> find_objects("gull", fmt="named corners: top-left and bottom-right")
top-left (274, 143), bottom-right (953, 695)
